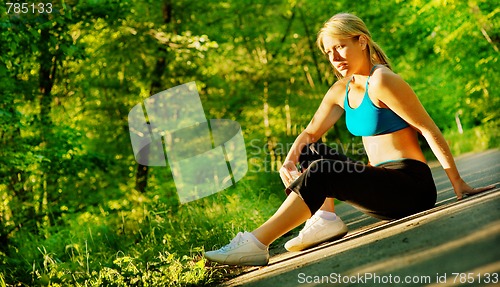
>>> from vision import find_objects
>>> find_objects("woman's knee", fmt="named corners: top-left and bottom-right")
top-left (298, 143), bottom-right (343, 168)
top-left (306, 159), bottom-right (327, 174)
top-left (306, 159), bottom-right (352, 175)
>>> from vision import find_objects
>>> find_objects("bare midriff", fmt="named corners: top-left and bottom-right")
top-left (363, 126), bottom-right (427, 166)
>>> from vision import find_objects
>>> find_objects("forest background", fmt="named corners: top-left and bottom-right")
top-left (0, 0), bottom-right (498, 286)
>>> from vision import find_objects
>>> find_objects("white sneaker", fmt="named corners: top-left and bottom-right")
top-left (285, 213), bottom-right (348, 251)
top-left (204, 232), bottom-right (269, 266)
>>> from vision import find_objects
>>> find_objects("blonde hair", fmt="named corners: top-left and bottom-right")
top-left (317, 13), bottom-right (392, 78)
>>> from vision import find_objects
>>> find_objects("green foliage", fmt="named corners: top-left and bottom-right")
top-left (444, 120), bottom-right (499, 156)
top-left (0, 0), bottom-right (498, 285)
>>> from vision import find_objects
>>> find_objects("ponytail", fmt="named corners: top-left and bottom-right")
top-left (369, 41), bottom-right (392, 70)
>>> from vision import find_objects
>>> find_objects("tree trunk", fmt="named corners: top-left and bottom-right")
top-left (299, 7), bottom-right (324, 87)
top-left (134, 0), bottom-right (172, 193)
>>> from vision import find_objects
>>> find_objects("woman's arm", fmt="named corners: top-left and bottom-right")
top-left (280, 83), bottom-right (345, 186)
top-left (372, 69), bottom-right (495, 199)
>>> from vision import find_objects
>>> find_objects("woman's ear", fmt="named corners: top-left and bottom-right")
top-left (359, 35), bottom-right (368, 50)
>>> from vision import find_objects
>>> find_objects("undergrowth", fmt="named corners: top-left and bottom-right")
top-left (1, 171), bottom-right (284, 286)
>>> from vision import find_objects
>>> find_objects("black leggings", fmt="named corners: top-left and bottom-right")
top-left (286, 143), bottom-right (437, 220)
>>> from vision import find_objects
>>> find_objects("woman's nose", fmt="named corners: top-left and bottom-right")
top-left (330, 50), bottom-right (340, 62)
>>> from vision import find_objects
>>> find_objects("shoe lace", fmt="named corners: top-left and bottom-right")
top-left (220, 232), bottom-right (246, 252)
top-left (298, 215), bottom-right (320, 237)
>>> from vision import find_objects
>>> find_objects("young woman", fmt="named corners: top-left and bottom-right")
top-left (204, 13), bottom-right (495, 266)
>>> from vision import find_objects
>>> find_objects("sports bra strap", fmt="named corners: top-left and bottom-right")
top-left (346, 65), bottom-right (380, 92)
top-left (345, 77), bottom-right (352, 94)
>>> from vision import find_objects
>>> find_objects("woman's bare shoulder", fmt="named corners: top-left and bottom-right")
top-left (370, 65), bottom-right (405, 88)
top-left (325, 77), bottom-right (349, 105)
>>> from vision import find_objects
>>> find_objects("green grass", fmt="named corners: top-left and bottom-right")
top-left (423, 121), bottom-right (499, 162)
top-left (1, 170), bottom-right (285, 286)
top-left (444, 122), bottom-right (499, 156)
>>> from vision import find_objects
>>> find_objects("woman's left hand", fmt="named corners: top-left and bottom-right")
top-left (453, 178), bottom-right (497, 200)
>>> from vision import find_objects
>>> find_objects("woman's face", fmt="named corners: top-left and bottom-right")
top-left (322, 35), bottom-right (367, 78)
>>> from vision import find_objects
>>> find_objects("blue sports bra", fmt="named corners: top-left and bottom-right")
top-left (344, 66), bottom-right (409, 136)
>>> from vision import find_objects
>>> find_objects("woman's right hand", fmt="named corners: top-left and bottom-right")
top-left (279, 161), bottom-right (301, 187)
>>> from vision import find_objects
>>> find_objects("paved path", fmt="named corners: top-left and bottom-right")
top-left (223, 149), bottom-right (500, 287)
